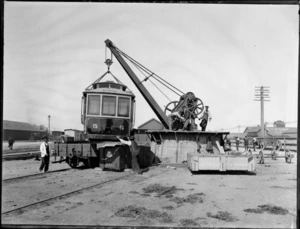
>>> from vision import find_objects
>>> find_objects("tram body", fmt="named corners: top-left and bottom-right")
top-left (81, 81), bottom-right (135, 140)
top-left (54, 80), bottom-right (136, 169)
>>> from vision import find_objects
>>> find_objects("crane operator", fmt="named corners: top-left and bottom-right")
top-left (199, 106), bottom-right (212, 131)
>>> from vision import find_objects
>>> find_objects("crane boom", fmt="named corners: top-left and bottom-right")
top-left (105, 39), bottom-right (169, 129)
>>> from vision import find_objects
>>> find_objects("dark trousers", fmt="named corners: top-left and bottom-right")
top-left (200, 119), bottom-right (207, 131)
top-left (39, 155), bottom-right (49, 172)
top-left (131, 151), bottom-right (140, 172)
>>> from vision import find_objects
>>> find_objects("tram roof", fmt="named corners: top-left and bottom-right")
top-left (84, 88), bottom-right (135, 96)
top-left (84, 80), bottom-right (135, 97)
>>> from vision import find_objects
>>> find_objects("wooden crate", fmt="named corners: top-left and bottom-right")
top-left (187, 153), bottom-right (255, 172)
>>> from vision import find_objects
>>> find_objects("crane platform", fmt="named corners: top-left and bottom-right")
top-left (146, 130), bottom-right (256, 172)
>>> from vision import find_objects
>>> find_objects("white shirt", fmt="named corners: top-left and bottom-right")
top-left (40, 142), bottom-right (49, 157)
top-left (198, 110), bottom-right (212, 121)
top-left (118, 138), bottom-right (132, 146)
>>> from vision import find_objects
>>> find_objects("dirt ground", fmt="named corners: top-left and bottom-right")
top-left (1, 151), bottom-right (297, 228)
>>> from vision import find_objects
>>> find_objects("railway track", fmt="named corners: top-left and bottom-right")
top-left (2, 168), bottom-right (72, 184)
top-left (2, 168), bottom-right (170, 217)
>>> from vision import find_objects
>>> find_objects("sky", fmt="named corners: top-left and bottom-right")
top-left (3, 2), bottom-right (298, 133)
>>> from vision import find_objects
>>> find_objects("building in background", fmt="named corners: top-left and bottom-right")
top-left (243, 122), bottom-right (297, 138)
top-left (135, 118), bottom-right (164, 145)
top-left (3, 120), bottom-right (47, 141)
top-left (64, 129), bottom-right (84, 141)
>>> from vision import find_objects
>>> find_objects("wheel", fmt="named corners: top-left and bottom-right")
top-left (271, 151), bottom-right (277, 160)
top-left (275, 140), bottom-right (282, 151)
top-left (259, 141), bottom-right (266, 150)
top-left (187, 97), bottom-right (204, 119)
top-left (247, 149), bottom-right (252, 156)
top-left (84, 158), bottom-right (91, 168)
top-left (258, 151), bottom-right (264, 164)
top-left (285, 150), bottom-right (292, 163)
top-left (164, 101), bottom-right (179, 116)
top-left (66, 156), bottom-right (79, 168)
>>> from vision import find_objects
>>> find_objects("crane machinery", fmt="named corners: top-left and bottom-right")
top-left (54, 39), bottom-right (256, 173)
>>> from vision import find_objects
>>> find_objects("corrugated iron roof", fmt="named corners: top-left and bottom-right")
top-left (266, 127), bottom-right (296, 136)
top-left (138, 118), bottom-right (163, 129)
top-left (244, 126), bottom-right (261, 133)
top-left (3, 120), bottom-right (46, 132)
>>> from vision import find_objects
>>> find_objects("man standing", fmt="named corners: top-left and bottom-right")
top-left (252, 138), bottom-right (257, 152)
top-left (244, 137), bottom-right (249, 151)
top-left (8, 137), bottom-right (15, 150)
top-left (167, 108), bottom-right (185, 130)
top-left (236, 137), bottom-right (240, 151)
top-left (199, 106), bottom-right (212, 131)
top-left (39, 136), bottom-right (50, 172)
top-left (117, 135), bottom-right (142, 174)
top-left (224, 136), bottom-right (231, 151)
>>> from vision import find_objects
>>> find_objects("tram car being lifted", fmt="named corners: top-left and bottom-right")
top-left (55, 60), bottom-right (136, 169)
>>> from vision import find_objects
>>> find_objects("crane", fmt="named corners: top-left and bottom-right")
top-left (105, 39), bottom-right (204, 131)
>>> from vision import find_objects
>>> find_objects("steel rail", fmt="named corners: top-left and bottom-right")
top-left (2, 168), bottom-right (170, 216)
top-left (2, 150), bottom-right (40, 156)
top-left (2, 168), bottom-right (72, 183)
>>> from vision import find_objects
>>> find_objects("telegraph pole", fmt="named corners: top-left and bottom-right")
top-left (254, 86), bottom-right (270, 138)
top-left (48, 115), bottom-right (51, 135)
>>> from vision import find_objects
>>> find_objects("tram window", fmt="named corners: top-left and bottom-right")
top-left (118, 97), bottom-right (130, 117)
top-left (102, 96), bottom-right (116, 116)
top-left (110, 84), bottom-right (121, 89)
top-left (87, 95), bottom-right (100, 115)
top-left (99, 83), bottom-right (109, 88)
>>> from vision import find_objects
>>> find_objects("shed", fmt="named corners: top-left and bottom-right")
top-left (135, 118), bottom-right (164, 145)
top-left (64, 129), bottom-right (85, 141)
top-left (3, 120), bottom-right (47, 141)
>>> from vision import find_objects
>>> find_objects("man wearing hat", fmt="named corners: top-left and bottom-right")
top-left (198, 106), bottom-right (212, 131)
top-left (117, 135), bottom-right (142, 174)
top-left (39, 136), bottom-right (50, 172)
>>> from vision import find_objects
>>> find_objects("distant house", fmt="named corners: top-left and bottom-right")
top-left (135, 118), bottom-right (164, 145)
top-left (51, 130), bottom-right (64, 137)
top-left (3, 120), bottom-right (47, 141)
top-left (243, 126), bottom-right (261, 138)
top-left (243, 125), bottom-right (297, 138)
top-left (282, 128), bottom-right (297, 138)
top-left (227, 132), bottom-right (247, 140)
top-left (64, 129), bottom-right (84, 141)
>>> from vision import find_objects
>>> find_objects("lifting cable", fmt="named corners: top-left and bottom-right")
top-left (115, 47), bottom-right (185, 96)
top-left (127, 56), bottom-right (172, 101)
top-left (129, 58), bottom-right (177, 100)
top-left (119, 49), bottom-right (183, 98)
top-left (117, 48), bottom-right (184, 96)
top-left (148, 78), bottom-right (172, 102)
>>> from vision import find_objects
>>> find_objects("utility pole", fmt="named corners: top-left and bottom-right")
top-left (48, 115), bottom-right (51, 135)
top-left (254, 86), bottom-right (270, 138)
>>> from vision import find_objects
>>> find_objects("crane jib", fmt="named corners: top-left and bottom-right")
top-left (105, 39), bottom-right (170, 129)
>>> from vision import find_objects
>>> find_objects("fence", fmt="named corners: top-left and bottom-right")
top-left (230, 137), bottom-right (297, 152)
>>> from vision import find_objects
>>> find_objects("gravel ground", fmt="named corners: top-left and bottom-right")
top-left (1, 150), bottom-right (297, 228)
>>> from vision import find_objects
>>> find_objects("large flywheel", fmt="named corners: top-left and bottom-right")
top-left (187, 97), bottom-right (204, 119)
top-left (164, 101), bottom-right (179, 116)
